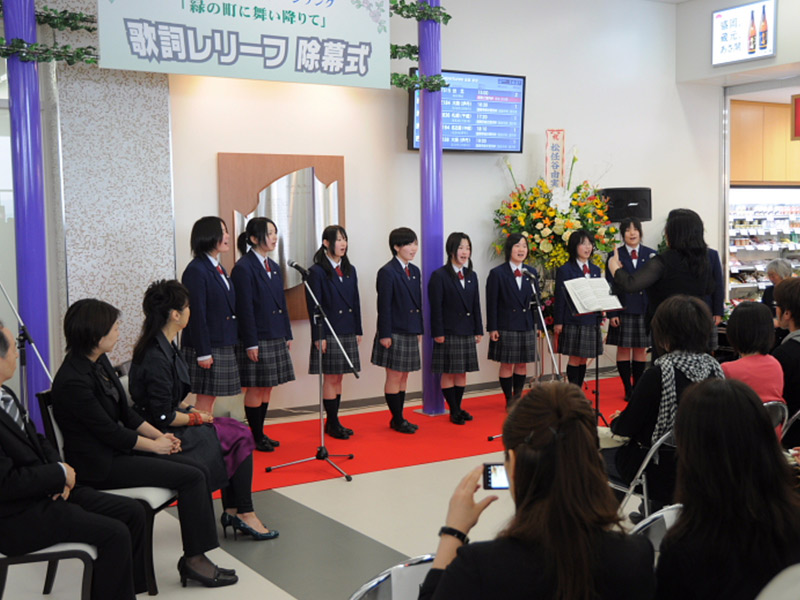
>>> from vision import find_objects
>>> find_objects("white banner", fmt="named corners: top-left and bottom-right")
top-left (98, 0), bottom-right (390, 89)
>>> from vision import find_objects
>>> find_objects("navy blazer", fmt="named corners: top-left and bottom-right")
top-left (52, 353), bottom-right (144, 483)
top-left (555, 260), bottom-right (604, 326)
top-left (230, 250), bottom-right (293, 348)
top-left (375, 259), bottom-right (423, 338)
top-left (485, 263), bottom-right (540, 333)
top-left (606, 245), bottom-right (656, 315)
top-left (181, 256), bottom-right (238, 356)
top-left (429, 265), bottom-right (483, 338)
top-left (306, 263), bottom-right (363, 341)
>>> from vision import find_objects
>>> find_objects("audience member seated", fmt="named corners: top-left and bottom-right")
top-left (772, 278), bottom-right (800, 447)
top-left (603, 295), bottom-right (723, 510)
top-left (762, 258), bottom-right (792, 348)
top-left (0, 319), bottom-right (146, 599)
top-left (721, 302), bottom-right (784, 406)
top-left (51, 299), bottom-right (238, 588)
top-left (656, 379), bottom-right (800, 600)
top-left (419, 381), bottom-right (655, 600)
top-left (129, 279), bottom-right (277, 540)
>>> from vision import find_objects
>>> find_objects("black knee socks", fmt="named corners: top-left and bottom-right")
top-left (566, 365), bottom-right (587, 387)
top-left (385, 392), bottom-right (403, 423)
top-left (499, 376), bottom-right (513, 402)
top-left (512, 373), bottom-right (526, 398)
top-left (244, 405), bottom-right (264, 443)
top-left (442, 386), bottom-right (456, 413)
top-left (453, 386), bottom-right (465, 411)
top-left (632, 361), bottom-right (646, 388)
top-left (323, 398), bottom-right (339, 426)
top-left (616, 361), bottom-right (632, 396)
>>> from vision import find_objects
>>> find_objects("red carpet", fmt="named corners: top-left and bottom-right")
top-left (246, 377), bottom-right (628, 491)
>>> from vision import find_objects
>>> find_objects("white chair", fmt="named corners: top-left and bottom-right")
top-left (609, 430), bottom-right (675, 519)
top-left (37, 391), bottom-right (177, 596)
top-left (756, 563), bottom-right (800, 599)
top-left (764, 401), bottom-right (789, 432)
top-left (349, 554), bottom-right (434, 600)
top-left (630, 503), bottom-right (682, 563)
top-left (0, 543), bottom-right (97, 600)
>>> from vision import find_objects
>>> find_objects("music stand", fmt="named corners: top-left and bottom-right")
top-left (265, 269), bottom-right (356, 481)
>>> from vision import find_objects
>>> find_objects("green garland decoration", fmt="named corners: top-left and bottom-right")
top-left (390, 73), bottom-right (448, 93)
top-left (0, 38), bottom-right (98, 65)
top-left (390, 44), bottom-right (419, 61)
top-left (389, 0), bottom-right (452, 24)
top-left (0, 2), bottom-right (97, 32)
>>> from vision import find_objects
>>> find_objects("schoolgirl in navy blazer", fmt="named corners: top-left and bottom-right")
top-left (232, 249), bottom-right (292, 346)
top-left (554, 260), bottom-right (603, 328)
top-left (307, 262), bottom-right (362, 341)
top-left (429, 266), bottom-right (482, 338)
top-left (376, 259), bottom-right (423, 338)
top-left (485, 263), bottom-right (539, 333)
top-left (181, 255), bottom-right (238, 354)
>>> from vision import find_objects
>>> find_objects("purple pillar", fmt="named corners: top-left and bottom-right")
top-left (5, 0), bottom-right (49, 429)
top-left (419, 1), bottom-right (444, 415)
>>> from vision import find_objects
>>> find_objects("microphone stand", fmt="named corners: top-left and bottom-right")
top-left (265, 267), bottom-right (355, 481)
top-left (0, 278), bottom-right (52, 413)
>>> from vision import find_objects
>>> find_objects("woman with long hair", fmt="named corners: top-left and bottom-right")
top-left (428, 232), bottom-right (483, 424)
top-left (554, 228), bottom-right (603, 388)
top-left (608, 208), bottom-right (724, 332)
top-left (129, 280), bottom-right (278, 541)
top-left (419, 381), bottom-right (655, 600)
top-left (656, 378), bottom-right (800, 599)
top-left (604, 295), bottom-right (724, 510)
top-left (485, 233), bottom-right (539, 408)
top-left (52, 299), bottom-right (238, 588)
top-left (180, 216), bottom-right (241, 414)
top-left (230, 217), bottom-right (295, 452)
top-left (306, 225), bottom-right (362, 439)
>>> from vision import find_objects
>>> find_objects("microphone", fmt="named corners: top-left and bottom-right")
top-left (287, 259), bottom-right (309, 277)
top-left (522, 270), bottom-right (537, 281)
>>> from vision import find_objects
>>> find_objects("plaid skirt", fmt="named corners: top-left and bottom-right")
top-left (183, 345), bottom-right (241, 397)
top-left (236, 338), bottom-right (295, 388)
top-left (371, 333), bottom-right (421, 372)
top-left (488, 329), bottom-right (538, 364)
top-left (606, 313), bottom-right (650, 349)
top-left (309, 334), bottom-right (362, 375)
top-left (558, 324), bottom-right (603, 358)
top-left (432, 335), bottom-right (479, 374)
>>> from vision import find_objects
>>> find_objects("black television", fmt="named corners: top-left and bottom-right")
top-left (407, 68), bottom-right (526, 153)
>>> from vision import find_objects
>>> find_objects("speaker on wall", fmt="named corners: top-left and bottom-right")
top-left (601, 188), bottom-right (652, 222)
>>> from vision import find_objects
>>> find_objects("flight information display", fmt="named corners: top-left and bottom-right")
top-left (408, 69), bottom-right (526, 153)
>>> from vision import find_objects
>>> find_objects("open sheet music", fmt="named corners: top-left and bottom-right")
top-left (564, 277), bottom-right (623, 315)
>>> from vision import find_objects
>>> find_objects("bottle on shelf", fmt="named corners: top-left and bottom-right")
top-left (759, 5), bottom-right (768, 50)
top-left (748, 10), bottom-right (757, 54)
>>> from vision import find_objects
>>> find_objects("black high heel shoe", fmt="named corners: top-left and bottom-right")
top-left (232, 515), bottom-right (280, 541)
top-left (220, 512), bottom-right (235, 539)
top-left (177, 557), bottom-right (238, 588)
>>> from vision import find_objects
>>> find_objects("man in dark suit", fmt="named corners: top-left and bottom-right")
top-left (0, 320), bottom-right (145, 599)
top-left (772, 278), bottom-right (800, 448)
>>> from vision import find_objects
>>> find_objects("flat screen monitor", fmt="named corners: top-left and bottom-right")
top-left (408, 69), bottom-right (526, 153)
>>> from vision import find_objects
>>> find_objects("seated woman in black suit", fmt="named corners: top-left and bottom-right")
top-left (603, 295), bottom-right (724, 511)
top-left (656, 379), bottom-right (800, 599)
top-left (129, 280), bottom-right (278, 541)
top-left (51, 298), bottom-right (238, 588)
top-left (419, 381), bottom-right (655, 600)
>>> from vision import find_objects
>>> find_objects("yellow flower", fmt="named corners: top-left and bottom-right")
top-left (518, 214), bottom-right (526, 226)
top-left (502, 229), bottom-right (509, 235)
top-left (510, 201), bottom-right (521, 210)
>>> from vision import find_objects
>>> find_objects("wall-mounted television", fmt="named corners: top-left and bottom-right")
top-left (407, 69), bottom-right (526, 153)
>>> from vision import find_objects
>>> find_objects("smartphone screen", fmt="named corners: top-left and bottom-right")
top-left (483, 462), bottom-right (509, 490)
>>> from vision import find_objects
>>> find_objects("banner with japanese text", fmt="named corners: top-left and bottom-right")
top-left (98, 0), bottom-right (390, 89)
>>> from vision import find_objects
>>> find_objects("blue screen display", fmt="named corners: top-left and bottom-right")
top-left (409, 69), bottom-right (526, 153)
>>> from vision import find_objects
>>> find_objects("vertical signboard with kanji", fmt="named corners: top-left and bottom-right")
top-left (98, 0), bottom-right (390, 89)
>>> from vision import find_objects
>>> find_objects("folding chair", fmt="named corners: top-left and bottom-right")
top-left (0, 543), bottom-right (96, 600)
top-left (764, 401), bottom-right (788, 432)
top-left (630, 503), bottom-right (682, 563)
top-left (348, 554), bottom-right (434, 600)
top-left (37, 390), bottom-right (177, 596)
top-left (609, 430), bottom-right (675, 519)
top-left (781, 408), bottom-right (800, 443)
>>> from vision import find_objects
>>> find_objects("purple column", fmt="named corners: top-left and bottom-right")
top-left (419, 1), bottom-right (444, 415)
top-left (5, 0), bottom-right (49, 429)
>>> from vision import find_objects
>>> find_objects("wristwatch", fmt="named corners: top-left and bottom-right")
top-left (438, 526), bottom-right (469, 545)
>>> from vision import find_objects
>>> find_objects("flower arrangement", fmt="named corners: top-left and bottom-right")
top-left (492, 158), bottom-right (617, 271)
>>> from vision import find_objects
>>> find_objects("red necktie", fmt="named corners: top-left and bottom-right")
top-left (405, 266), bottom-right (411, 278)
top-left (216, 264), bottom-right (225, 276)
top-left (458, 271), bottom-right (465, 281)
top-left (514, 269), bottom-right (522, 278)
top-left (631, 249), bottom-right (638, 259)
top-left (264, 259), bottom-right (271, 273)
top-left (583, 264), bottom-right (590, 275)
top-left (335, 265), bottom-right (343, 278)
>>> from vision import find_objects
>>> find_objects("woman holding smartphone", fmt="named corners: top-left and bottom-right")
top-left (306, 225), bottom-right (362, 439)
top-left (231, 217), bottom-right (295, 452)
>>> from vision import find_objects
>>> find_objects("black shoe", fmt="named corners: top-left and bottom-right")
top-left (231, 515), bottom-right (279, 541)
top-left (178, 557), bottom-right (238, 588)
top-left (325, 421), bottom-right (350, 439)
top-left (459, 410), bottom-right (473, 421)
top-left (220, 512), bottom-right (235, 539)
top-left (255, 438), bottom-right (275, 452)
top-left (264, 436), bottom-right (280, 447)
top-left (450, 412), bottom-right (466, 425)
top-left (341, 424), bottom-right (354, 436)
top-left (390, 419), bottom-right (417, 434)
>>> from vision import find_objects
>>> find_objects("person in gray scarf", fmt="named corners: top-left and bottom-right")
top-left (603, 295), bottom-right (724, 513)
